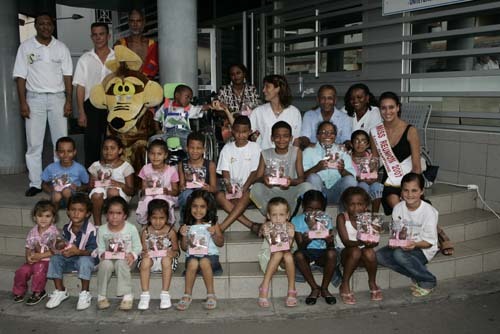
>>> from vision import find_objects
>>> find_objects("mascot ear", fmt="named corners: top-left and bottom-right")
top-left (89, 84), bottom-right (107, 109)
top-left (143, 81), bottom-right (164, 107)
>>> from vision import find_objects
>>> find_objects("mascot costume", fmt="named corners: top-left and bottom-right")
top-left (90, 45), bottom-right (163, 179)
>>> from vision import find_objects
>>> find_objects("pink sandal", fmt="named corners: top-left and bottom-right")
top-left (285, 290), bottom-right (297, 307)
top-left (258, 286), bottom-right (270, 308)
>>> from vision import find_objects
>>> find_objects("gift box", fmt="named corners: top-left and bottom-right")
top-left (187, 225), bottom-right (210, 255)
top-left (356, 212), bottom-right (383, 243)
top-left (95, 165), bottom-right (113, 187)
top-left (305, 210), bottom-right (332, 239)
top-left (323, 144), bottom-right (346, 169)
top-left (104, 237), bottom-right (126, 260)
top-left (53, 173), bottom-right (72, 192)
top-left (265, 159), bottom-right (288, 186)
top-left (185, 166), bottom-right (206, 189)
top-left (222, 178), bottom-right (243, 200)
top-left (388, 218), bottom-right (420, 248)
top-left (145, 172), bottom-right (164, 196)
top-left (147, 234), bottom-right (171, 258)
top-left (353, 157), bottom-right (379, 181)
top-left (264, 223), bottom-right (290, 253)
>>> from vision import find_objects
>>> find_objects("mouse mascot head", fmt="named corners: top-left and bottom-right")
top-left (90, 45), bottom-right (163, 177)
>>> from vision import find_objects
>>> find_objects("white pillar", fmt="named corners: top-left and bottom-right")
top-left (157, 0), bottom-right (198, 92)
top-left (0, 0), bottom-right (25, 174)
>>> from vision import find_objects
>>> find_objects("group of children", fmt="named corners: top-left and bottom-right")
top-left (12, 83), bottom-right (439, 311)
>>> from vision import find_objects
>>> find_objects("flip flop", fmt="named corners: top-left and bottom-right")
top-left (370, 289), bottom-right (383, 301)
top-left (340, 292), bottom-right (356, 305)
top-left (412, 286), bottom-right (433, 297)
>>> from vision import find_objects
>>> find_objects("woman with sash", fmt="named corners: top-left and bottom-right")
top-left (370, 92), bottom-right (454, 256)
top-left (370, 92), bottom-right (421, 215)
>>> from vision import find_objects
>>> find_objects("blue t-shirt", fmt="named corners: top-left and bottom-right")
top-left (41, 161), bottom-right (89, 186)
top-left (292, 213), bottom-right (333, 250)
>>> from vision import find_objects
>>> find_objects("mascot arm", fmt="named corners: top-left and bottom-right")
top-left (89, 84), bottom-right (107, 109)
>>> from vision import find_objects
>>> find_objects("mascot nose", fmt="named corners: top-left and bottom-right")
top-left (110, 117), bottom-right (125, 130)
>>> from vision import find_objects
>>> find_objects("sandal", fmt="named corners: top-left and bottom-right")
top-left (370, 289), bottom-right (383, 301)
top-left (204, 294), bottom-right (217, 310)
top-left (412, 286), bottom-right (433, 297)
top-left (305, 288), bottom-right (320, 305)
top-left (340, 292), bottom-right (356, 305)
top-left (258, 286), bottom-right (270, 308)
top-left (285, 290), bottom-right (298, 307)
top-left (438, 226), bottom-right (454, 256)
top-left (176, 294), bottom-right (192, 311)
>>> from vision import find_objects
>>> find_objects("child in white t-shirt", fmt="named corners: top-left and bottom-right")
top-left (376, 173), bottom-right (438, 297)
top-left (216, 115), bottom-right (261, 232)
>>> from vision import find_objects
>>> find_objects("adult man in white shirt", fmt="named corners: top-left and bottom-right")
top-left (73, 22), bottom-right (115, 167)
top-left (13, 13), bottom-right (73, 196)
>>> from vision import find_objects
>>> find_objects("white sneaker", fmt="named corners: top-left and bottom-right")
top-left (76, 290), bottom-right (92, 310)
top-left (160, 291), bottom-right (172, 309)
top-left (46, 289), bottom-right (69, 309)
top-left (138, 293), bottom-right (150, 310)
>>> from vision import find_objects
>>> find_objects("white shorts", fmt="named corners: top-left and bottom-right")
top-left (89, 187), bottom-right (131, 202)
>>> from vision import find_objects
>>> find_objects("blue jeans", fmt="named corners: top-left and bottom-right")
top-left (306, 174), bottom-right (357, 208)
top-left (47, 255), bottom-right (96, 281)
top-left (376, 246), bottom-right (436, 289)
top-left (357, 181), bottom-right (383, 200)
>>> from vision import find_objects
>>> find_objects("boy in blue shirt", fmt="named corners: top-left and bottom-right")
top-left (46, 193), bottom-right (97, 310)
top-left (41, 137), bottom-right (89, 210)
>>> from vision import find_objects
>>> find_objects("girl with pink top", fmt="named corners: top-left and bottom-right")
top-left (136, 139), bottom-right (180, 225)
top-left (12, 200), bottom-right (59, 305)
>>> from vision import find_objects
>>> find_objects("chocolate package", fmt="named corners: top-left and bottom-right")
top-left (305, 210), bottom-right (332, 239)
top-left (145, 172), bottom-right (164, 196)
top-left (187, 224), bottom-right (211, 256)
top-left (265, 159), bottom-right (288, 186)
top-left (356, 212), bottom-right (383, 243)
top-left (95, 165), bottom-right (113, 188)
top-left (263, 223), bottom-right (290, 253)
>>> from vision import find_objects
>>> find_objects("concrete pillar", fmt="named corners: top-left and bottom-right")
top-left (0, 0), bottom-right (25, 174)
top-left (447, 18), bottom-right (475, 71)
top-left (157, 0), bottom-right (198, 92)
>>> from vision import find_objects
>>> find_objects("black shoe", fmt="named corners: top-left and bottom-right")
top-left (324, 295), bottom-right (337, 305)
top-left (26, 290), bottom-right (47, 305)
top-left (13, 294), bottom-right (24, 303)
top-left (25, 187), bottom-right (42, 197)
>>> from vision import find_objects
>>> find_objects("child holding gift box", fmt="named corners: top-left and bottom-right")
top-left (41, 137), bottom-right (89, 211)
top-left (303, 121), bottom-right (357, 207)
top-left (12, 200), bottom-right (59, 305)
top-left (377, 173), bottom-right (438, 297)
top-left (96, 197), bottom-right (141, 310)
top-left (258, 197), bottom-right (297, 308)
top-left (177, 190), bottom-right (224, 311)
top-left (350, 129), bottom-right (383, 213)
top-left (178, 132), bottom-right (217, 224)
top-left (336, 186), bottom-right (382, 305)
top-left (292, 190), bottom-right (337, 305)
top-left (46, 194), bottom-right (97, 310)
top-left (216, 115), bottom-right (261, 232)
top-left (251, 121), bottom-right (316, 218)
top-left (88, 136), bottom-right (135, 226)
top-left (138, 199), bottom-right (179, 310)
top-left (136, 139), bottom-right (179, 225)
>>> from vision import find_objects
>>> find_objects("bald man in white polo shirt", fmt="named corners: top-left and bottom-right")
top-left (13, 13), bottom-right (73, 196)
